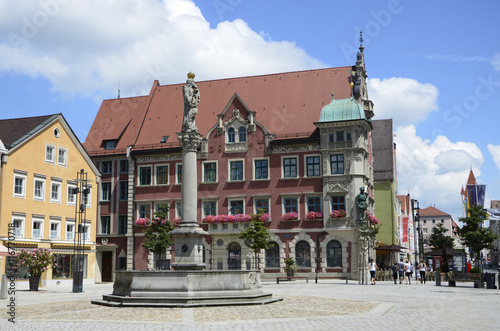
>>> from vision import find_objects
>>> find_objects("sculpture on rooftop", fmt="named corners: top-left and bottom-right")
top-left (182, 72), bottom-right (200, 133)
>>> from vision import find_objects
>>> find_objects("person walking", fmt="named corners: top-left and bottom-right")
top-left (368, 259), bottom-right (379, 285)
top-left (398, 258), bottom-right (405, 284)
top-left (418, 259), bottom-right (427, 284)
top-left (392, 261), bottom-right (398, 284)
top-left (404, 259), bottom-right (412, 285)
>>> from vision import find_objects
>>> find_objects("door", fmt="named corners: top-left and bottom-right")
top-left (102, 251), bottom-right (113, 282)
top-left (228, 242), bottom-right (241, 270)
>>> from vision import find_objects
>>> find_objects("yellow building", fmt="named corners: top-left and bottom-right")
top-left (0, 114), bottom-right (100, 287)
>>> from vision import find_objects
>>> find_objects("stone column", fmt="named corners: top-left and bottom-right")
top-left (170, 131), bottom-right (208, 270)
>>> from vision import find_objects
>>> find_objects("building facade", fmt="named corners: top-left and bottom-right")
top-left (84, 45), bottom-right (378, 281)
top-left (0, 114), bottom-right (100, 286)
top-left (418, 206), bottom-right (460, 253)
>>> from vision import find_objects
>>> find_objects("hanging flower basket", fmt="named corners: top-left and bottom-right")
top-left (329, 210), bottom-right (347, 218)
top-left (305, 211), bottom-right (323, 221)
top-left (365, 212), bottom-right (379, 225)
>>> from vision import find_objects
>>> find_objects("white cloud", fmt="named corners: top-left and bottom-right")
top-left (492, 53), bottom-right (500, 71)
top-left (368, 77), bottom-right (439, 127)
top-left (0, 0), bottom-right (324, 98)
top-left (487, 144), bottom-right (500, 173)
top-left (395, 125), bottom-right (483, 217)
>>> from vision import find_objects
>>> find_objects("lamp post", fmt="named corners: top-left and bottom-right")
top-left (72, 169), bottom-right (91, 293)
top-left (412, 199), bottom-right (420, 267)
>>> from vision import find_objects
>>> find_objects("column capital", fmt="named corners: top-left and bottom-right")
top-left (177, 132), bottom-right (203, 152)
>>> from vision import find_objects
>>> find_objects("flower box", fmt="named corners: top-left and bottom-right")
top-left (329, 210), bottom-right (347, 218)
top-left (305, 211), bottom-right (323, 221)
top-left (281, 212), bottom-right (299, 222)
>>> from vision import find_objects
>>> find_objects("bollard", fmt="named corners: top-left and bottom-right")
top-left (1, 274), bottom-right (7, 299)
top-left (435, 271), bottom-right (441, 286)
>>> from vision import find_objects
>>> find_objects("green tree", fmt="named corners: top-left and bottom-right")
top-left (428, 223), bottom-right (455, 250)
top-left (239, 212), bottom-right (272, 270)
top-left (458, 205), bottom-right (498, 269)
top-left (141, 203), bottom-right (175, 270)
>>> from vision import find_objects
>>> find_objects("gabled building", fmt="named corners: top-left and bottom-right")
top-left (0, 114), bottom-right (100, 287)
top-left (419, 206), bottom-right (459, 252)
top-left (84, 44), bottom-right (377, 281)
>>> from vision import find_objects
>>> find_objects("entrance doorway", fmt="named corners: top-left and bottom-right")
top-left (228, 242), bottom-right (241, 270)
top-left (101, 251), bottom-right (113, 282)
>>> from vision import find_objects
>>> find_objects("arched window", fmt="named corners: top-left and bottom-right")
top-left (265, 241), bottom-right (280, 268)
top-left (227, 127), bottom-right (235, 143)
top-left (295, 241), bottom-right (311, 267)
top-left (227, 242), bottom-right (241, 270)
top-left (238, 126), bottom-right (247, 142)
top-left (327, 240), bottom-right (342, 267)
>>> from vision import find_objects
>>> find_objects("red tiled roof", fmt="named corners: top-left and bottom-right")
top-left (84, 67), bottom-right (354, 155)
top-left (466, 170), bottom-right (476, 185)
top-left (419, 206), bottom-right (450, 217)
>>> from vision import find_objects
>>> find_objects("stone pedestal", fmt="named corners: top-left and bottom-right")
top-left (170, 131), bottom-right (208, 270)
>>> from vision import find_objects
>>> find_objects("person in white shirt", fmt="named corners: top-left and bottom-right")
top-left (404, 260), bottom-right (412, 285)
top-left (368, 258), bottom-right (379, 285)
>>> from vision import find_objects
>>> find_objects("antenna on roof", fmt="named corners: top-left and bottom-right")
top-left (118, 82), bottom-right (121, 99)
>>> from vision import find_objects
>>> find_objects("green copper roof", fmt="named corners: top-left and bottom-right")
top-left (319, 93), bottom-right (365, 122)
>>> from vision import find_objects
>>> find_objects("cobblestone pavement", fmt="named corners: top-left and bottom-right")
top-left (1, 279), bottom-right (499, 330)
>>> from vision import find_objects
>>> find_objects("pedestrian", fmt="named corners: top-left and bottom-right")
top-left (392, 261), bottom-right (398, 284)
top-left (418, 259), bottom-right (426, 284)
top-left (404, 259), bottom-right (412, 285)
top-left (368, 258), bottom-right (379, 285)
top-left (398, 258), bottom-right (405, 284)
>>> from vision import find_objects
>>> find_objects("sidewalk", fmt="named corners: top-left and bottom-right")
top-left (1, 279), bottom-right (499, 330)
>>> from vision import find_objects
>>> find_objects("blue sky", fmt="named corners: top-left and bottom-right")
top-left (1, 0), bottom-right (499, 221)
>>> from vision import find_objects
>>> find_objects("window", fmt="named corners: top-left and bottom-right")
top-left (13, 174), bottom-right (26, 198)
top-left (83, 187), bottom-right (92, 209)
top-left (295, 241), bottom-right (311, 267)
top-left (101, 182), bottom-right (111, 201)
top-left (203, 201), bottom-right (217, 217)
top-left (441, 219), bottom-right (444, 224)
top-left (307, 197), bottom-right (322, 212)
top-left (32, 220), bottom-right (43, 239)
top-left (305, 155), bottom-right (321, 177)
top-left (100, 216), bottom-right (110, 235)
top-left (52, 254), bottom-right (88, 279)
top-left (117, 257), bottom-right (127, 270)
top-left (176, 201), bottom-right (182, 218)
top-left (229, 199), bottom-right (244, 215)
top-left (331, 196), bottom-right (346, 211)
top-left (12, 218), bottom-right (24, 237)
top-left (423, 219), bottom-right (427, 224)
top-left (254, 159), bottom-right (269, 180)
top-left (346, 132), bottom-right (352, 141)
top-left (102, 161), bottom-right (112, 174)
top-left (118, 215), bottom-right (127, 234)
top-left (336, 131), bottom-right (344, 142)
top-left (176, 164), bottom-right (182, 184)
top-left (33, 178), bottom-right (45, 201)
top-left (104, 140), bottom-right (116, 150)
top-left (330, 154), bottom-right (344, 175)
top-left (51, 181), bottom-right (61, 203)
top-left (138, 204), bottom-right (151, 219)
top-left (238, 127), bottom-right (247, 142)
top-left (283, 197), bottom-right (298, 213)
top-left (50, 221), bottom-right (60, 240)
top-left (227, 127), bottom-right (235, 143)
top-left (255, 198), bottom-right (269, 214)
top-left (282, 157), bottom-right (298, 178)
top-left (327, 240), bottom-right (342, 267)
top-left (156, 165), bottom-right (169, 185)
top-left (82, 224), bottom-right (90, 241)
top-left (67, 184), bottom-right (76, 205)
top-left (229, 160), bottom-right (244, 181)
top-left (120, 160), bottom-right (128, 173)
top-left (119, 181), bottom-right (128, 200)
top-left (160, 135), bottom-right (169, 143)
top-left (423, 228), bottom-right (428, 234)
top-left (139, 167), bottom-right (151, 186)
top-left (329, 134), bottom-right (334, 143)
top-left (265, 242), bottom-right (280, 268)
top-left (66, 223), bottom-right (75, 240)
top-left (57, 148), bottom-right (67, 166)
top-left (46, 144), bottom-right (55, 163)
top-left (432, 219), bottom-right (436, 224)
top-left (203, 162), bottom-right (217, 183)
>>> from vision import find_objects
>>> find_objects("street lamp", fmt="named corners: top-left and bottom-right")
top-left (412, 199), bottom-right (419, 267)
top-left (72, 169), bottom-right (92, 293)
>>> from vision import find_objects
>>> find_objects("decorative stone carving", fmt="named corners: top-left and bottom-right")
top-left (177, 131), bottom-right (203, 152)
top-left (136, 154), bottom-right (182, 163)
top-left (182, 72), bottom-right (200, 133)
top-left (327, 180), bottom-right (349, 193)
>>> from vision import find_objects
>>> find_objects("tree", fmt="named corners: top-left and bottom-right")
top-left (239, 212), bottom-right (272, 270)
top-left (141, 203), bottom-right (175, 270)
top-left (458, 205), bottom-right (498, 269)
top-left (428, 223), bottom-right (455, 250)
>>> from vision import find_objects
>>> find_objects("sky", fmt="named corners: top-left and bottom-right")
top-left (1, 0), bottom-right (499, 223)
